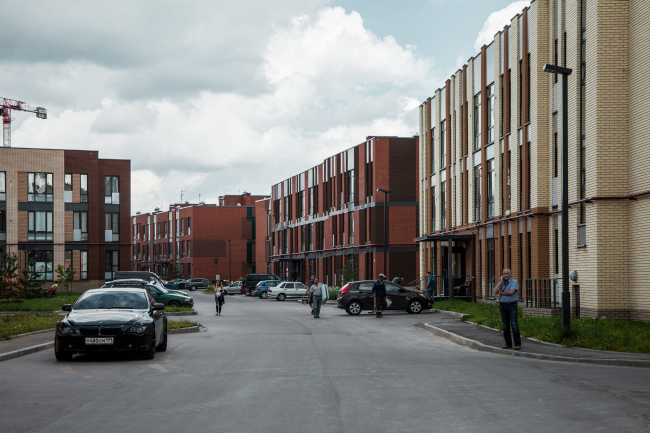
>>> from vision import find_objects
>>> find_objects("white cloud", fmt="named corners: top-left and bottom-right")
top-left (12, 6), bottom-right (438, 212)
top-left (474, 1), bottom-right (530, 52)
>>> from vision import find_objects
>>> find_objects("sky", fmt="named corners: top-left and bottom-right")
top-left (2, 0), bottom-right (529, 213)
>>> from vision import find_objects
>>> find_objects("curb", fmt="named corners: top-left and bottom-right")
top-left (0, 342), bottom-right (54, 363)
top-left (169, 326), bottom-right (200, 334)
top-left (422, 323), bottom-right (650, 368)
top-left (12, 328), bottom-right (55, 339)
top-left (165, 311), bottom-right (197, 316)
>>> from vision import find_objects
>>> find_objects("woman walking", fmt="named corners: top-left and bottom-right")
top-left (215, 282), bottom-right (225, 316)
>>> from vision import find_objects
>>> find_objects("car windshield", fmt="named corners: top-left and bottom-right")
top-left (74, 292), bottom-right (149, 310)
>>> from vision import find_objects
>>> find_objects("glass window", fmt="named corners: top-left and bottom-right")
top-left (105, 176), bottom-right (119, 204)
top-left (105, 250), bottom-right (119, 280)
top-left (440, 120), bottom-right (446, 170)
top-left (0, 171), bottom-right (6, 201)
top-left (430, 127), bottom-right (435, 173)
top-left (487, 84), bottom-right (495, 144)
top-left (28, 172), bottom-right (53, 202)
top-left (29, 250), bottom-right (54, 281)
top-left (28, 211), bottom-right (53, 241)
top-left (487, 160), bottom-right (495, 218)
top-left (73, 211), bottom-right (88, 241)
top-left (474, 165), bottom-right (482, 221)
top-left (105, 213), bottom-right (119, 242)
top-left (440, 181), bottom-right (446, 230)
top-left (474, 93), bottom-right (481, 151)
top-left (80, 174), bottom-right (88, 203)
top-left (0, 210), bottom-right (6, 242)
top-left (81, 251), bottom-right (88, 280)
top-left (187, 240), bottom-right (190, 258)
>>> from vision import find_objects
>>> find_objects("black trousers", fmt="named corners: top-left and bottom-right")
top-left (216, 301), bottom-right (223, 313)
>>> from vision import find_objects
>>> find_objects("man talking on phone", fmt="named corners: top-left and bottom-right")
top-left (493, 268), bottom-right (521, 350)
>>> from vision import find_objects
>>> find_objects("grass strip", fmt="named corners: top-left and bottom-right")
top-left (164, 306), bottom-right (194, 313)
top-left (0, 314), bottom-right (60, 340)
top-left (167, 318), bottom-right (199, 330)
top-left (0, 294), bottom-right (81, 312)
top-left (434, 300), bottom-right (650, 354)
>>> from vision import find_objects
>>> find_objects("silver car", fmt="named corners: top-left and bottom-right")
top-left (223, 281), bottom-right (243, 295)
top-left (267, 282), bottom-right (309, 301)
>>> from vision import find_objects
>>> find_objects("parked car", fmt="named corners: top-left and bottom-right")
top-left (268, 281), bottom-right (309, 301)
top-left (168, 279), bottom-right (187, 290)
top-left (105, 280), bottom-right (194, 308)
top-left (254, 280), bottom-right (282, 299)
top-left (105, 279), bottom-right (189, 297)
top-left (244, 273), bottom-right (281, 296)
top-left (336, 280), bottom-right (431, 315)
top-left (186, 278), bottom-right (211, 291)
top-left (222, 281), bottom-right (242, 295)
top-left (54, 288), bottom-right (167, 361)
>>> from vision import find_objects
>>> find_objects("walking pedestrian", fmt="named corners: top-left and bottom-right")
top-left (215, 284), bottom-right (225, 316)
top-left (309, 277), bottom-right (323, 318)
top-left (426, 271), bottom-right (436, 300)
top-left (373, 274), bottom-right (387, 318)
top-left (304, 275), bottom-right (315, 314)
top-left (494, 268), bottom-right (521, 350)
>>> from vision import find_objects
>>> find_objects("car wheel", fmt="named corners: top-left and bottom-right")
top-left (277, 293), bottom-right (286, 301)
top-left (55, 349), bottom-right (72, 361)
top-left (168, 300), bottom-right (181, 308)
top-left (141, 331), bottom-right (156, 360)
top-left (407, 299), bottom-right (423, 314)
top-left (248, 289), bottom-right (256, 296)
top-left (346, 301), bottom-right (362, 315)
top-left (260, 292), bottom-right (268, 299)
top-left (190, 285), bottom-right (197, 291)
top-left (157, 324), bottom-right (168, 352)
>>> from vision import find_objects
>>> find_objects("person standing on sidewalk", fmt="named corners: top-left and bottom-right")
top-left (373, 274), bottom-right (387, 318)
top-left (309, 277), bottom-right (323, 318)
top-left (215, 286), bottom-right (225, 316)
top-left (494, 268), bottom-right (521, 350)
top-left (426, 271), bottom-right (436, 300)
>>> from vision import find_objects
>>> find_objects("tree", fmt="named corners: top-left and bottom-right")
top-left (0, 246), bottom-right (21, 299)
top-left (339, 259), bottom-right (359, 286)
top-left (55, 264), bottom-right (76, 292)
top-left (170, 265), bottom-right (182, 280)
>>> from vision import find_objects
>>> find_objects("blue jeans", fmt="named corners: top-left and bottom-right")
top-left (499, 302), bottom-right (521, 347)
top-left (312, 296), bottom-right (322, 317)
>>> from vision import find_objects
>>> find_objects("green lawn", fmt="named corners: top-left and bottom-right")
top-left (0, 294), bottom-right (81, 312)
top-left (167, 319), bottom-right (199, 330)
top-left (164, 306), bottom-right (195, 313)
top-left (434, 300), bottom-right (650, 354)
top-left (0, 314), bottom-right (60, 340)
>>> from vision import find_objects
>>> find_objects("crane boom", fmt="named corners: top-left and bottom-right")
top-left (0, 97), bottom-right (47, 148)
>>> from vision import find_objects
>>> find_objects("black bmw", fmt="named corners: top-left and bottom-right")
top-left (336, 280), bottom-right (432, 315)
top-left (54, 288), bottom-right (168, 361)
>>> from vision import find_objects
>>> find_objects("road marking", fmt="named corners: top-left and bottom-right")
top-left (149, 363), bottom-right (168, 372)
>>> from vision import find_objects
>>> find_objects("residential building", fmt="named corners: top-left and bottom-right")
top-left (270, 136), bottom-right (418, 286)
top-left (0, 147), bottom-right (130, 289)
top-left (131, 193), bottom-right (268, 281)
top-left (417, 0), bottom-right (650, 320)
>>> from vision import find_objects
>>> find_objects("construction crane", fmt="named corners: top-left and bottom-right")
top-left (0, 97), bottom-right (47, 147)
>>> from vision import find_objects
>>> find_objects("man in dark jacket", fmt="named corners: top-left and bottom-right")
top-left (373, 273), bottom-right (387, 318)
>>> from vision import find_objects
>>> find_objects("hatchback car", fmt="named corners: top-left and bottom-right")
top-left (336, 280), bottom-right (431, 315)
top-left (186, 278), bottom-right (211, 291)
top-left (54, 288), bottom-right (167, 361)
top-left (268, 281), bottom-right (309, 301)
top-left (105, 280), bottom-right (194, 308)
top-left (254, 280), bottom-right (282, 299)
top-left (223, 281), bottom-right (244, 295)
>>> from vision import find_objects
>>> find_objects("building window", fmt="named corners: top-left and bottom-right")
top-left (440, 120), bottom-right (446, 170)
top-left (181, 218), bottom-right (185, 236)
top-left (81, 251), bottom-right (88, 280)
top-left (349, 212), bottom-right (355, 245)
top-left (487, 84), bottom-right (495, 144)
top-left (187, 217), bottom-right (191, 236)
top-left (80, 174), bottom-right (88, 203)
top-left (487, 160), bottom-right (495, 218)
top-left (64, 174), bottom-right (73, 203)
top-left (29, 250), bottom-right (53, 281)
top-left (28, 173), bottom-right (53, 202)
top-left (348, 170), bottom-right (354, 204)
top-left (474, 93), bottom-right (481, 152)
top-left (105, 251), bottom-right (119, 280)
top-left (430, 128), bottom-right (435, 174)
top-left (487, 238), bottom-right (495, 296)
top-left (73, 211), bottom-right (88, 241)
top-left (28, 211), bottom-right (53, 241)
top-left (181, 241), bottom-right (185, 258)
top-left (440, 182), bottom-right (446, 230)
top-left (105, 213), bottom-right (119, 242)
top-left (474, 165), bottom-right (481, 221)
top-left (431, 186), bottom-right (436, 231)
top-left (0, 171), bottom-right (5, 201)
top-left (105, 176), bottom-right (119, 204)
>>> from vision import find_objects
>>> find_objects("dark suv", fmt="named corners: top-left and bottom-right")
top-left (244, 274), bottom-right (281, 296)
top-left (336, 280), bottom-right (431, 315)
top-left (186, 278), bottom-right (211, 291)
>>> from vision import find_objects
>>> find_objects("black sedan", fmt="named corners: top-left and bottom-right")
top-left (336, 280), bottom-right (431, 315)
top-left (54, 288), bottom-right (168, 361)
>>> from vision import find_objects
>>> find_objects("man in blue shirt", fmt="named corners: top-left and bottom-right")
top-left (494, 268), bottom-right (521, 350)
top-left (373, 274), bottom-right (387, 318)
top-left (426, 271), bottom-right (436, 300)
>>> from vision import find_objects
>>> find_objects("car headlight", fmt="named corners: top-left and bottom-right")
top-left (58, 324), bottom-right (76, 335)
top-left (126, 325), bottom-right (147, 334)
top-left (419, 293), bottom-right (428, 298)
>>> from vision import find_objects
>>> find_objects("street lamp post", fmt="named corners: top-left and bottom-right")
top-left (225, 239), bottom-right (232, 283)
top-left (543, 63), bottom-right (572, 330)
top-left (377, 188), bottom-right (389, 276)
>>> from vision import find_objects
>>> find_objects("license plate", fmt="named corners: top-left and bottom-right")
top-left (85, 337), bottom-right (114, 345)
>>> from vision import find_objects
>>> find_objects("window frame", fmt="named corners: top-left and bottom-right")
top-left (28, 172), bottom-right (53, 202)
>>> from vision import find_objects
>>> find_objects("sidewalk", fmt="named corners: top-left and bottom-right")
top-left (424, 310), bottom-right (650, 368)
top-left (0, 330), bottom-right (55, 362)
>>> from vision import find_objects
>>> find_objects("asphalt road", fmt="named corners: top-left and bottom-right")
top-left (1, 293), bottom-right (650, 433)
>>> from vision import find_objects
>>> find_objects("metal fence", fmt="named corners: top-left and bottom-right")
top-left (525, 278), bottom-right (558, 309)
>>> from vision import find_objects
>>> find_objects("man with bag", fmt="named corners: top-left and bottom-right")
top-left (373, 273), bottom-right (387, 318)
top-left (309, 277), bottom-right (324, 318)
